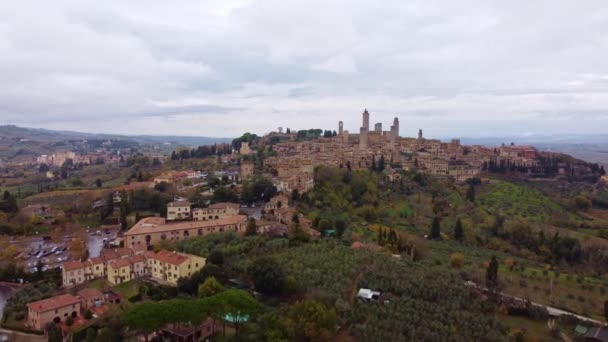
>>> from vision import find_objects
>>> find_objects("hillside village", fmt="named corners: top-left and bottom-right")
top-left (0, 118), bottom-right (606, 341)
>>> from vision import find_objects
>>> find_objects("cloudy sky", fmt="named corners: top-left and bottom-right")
top-left (1, 1), bottom-right (607, 139)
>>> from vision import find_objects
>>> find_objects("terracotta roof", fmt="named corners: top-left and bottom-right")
top-left (63, 261), bottom-right (84, 271)
top-left (78, 288), bottom-right (103, 300)
top-left (125, 215), bottom-right (247, 236)
top-left (151, 250), bottom-right (189, 266)
top-left (208, 202), bottom-right (240, 210)
top-left (89, 257), bottom-right (104, 265)
top-left (167, 201), bottom-right (191, 207)
top-left (129, 254), bottom-right (146, 263)
top-left (109, 258), bottom-right (131, 269)
top-left (27, 294), bottom-right (80, 313)
top-left (100, 250), bottom-right (119, 262)
top-left (116, 248), bottom-right (133, 257)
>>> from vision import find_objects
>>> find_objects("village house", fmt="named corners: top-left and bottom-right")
top-left (166, 200), bottom-right (191, 221)
top-left (124, 215), bottom-right (247, 248)
top-left (77, 288), bottom-right (105, 311)
top-left (27, 294), bottom-right (80, 331)
top-left (146, 250), bottom-right (206, 286)
top-left (263, 193), bottom-right (289, 213)
top-left (192, 202), bottom-right (240, 221)
top-left (63, 248), bottom-right (142, 288)
top-left (63, 250), bottom-right (205, 287)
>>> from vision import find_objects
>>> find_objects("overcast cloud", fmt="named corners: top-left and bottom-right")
top-left (0, 0), bottom-right (607, 138)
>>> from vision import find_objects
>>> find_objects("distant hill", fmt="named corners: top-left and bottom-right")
top-left (0, 125), bottom-right (233, 160)
top-left (458, 134), bottom-right (608, 167)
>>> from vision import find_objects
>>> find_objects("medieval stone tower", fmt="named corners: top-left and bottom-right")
top-left (359, 109), bottom-right (370, 149)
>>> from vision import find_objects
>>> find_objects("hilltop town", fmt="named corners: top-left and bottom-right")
top-left (0, 117), bottom-right (606, 341)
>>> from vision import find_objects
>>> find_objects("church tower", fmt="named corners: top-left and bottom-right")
top-left (338, 121), bottom-right (344, 135)
top-left (418, 129), bottom-right (423, 140)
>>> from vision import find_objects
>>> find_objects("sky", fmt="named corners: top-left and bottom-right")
top-left (0, 1), bottom-right (607, 139)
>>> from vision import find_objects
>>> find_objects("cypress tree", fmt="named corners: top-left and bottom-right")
top-left (454, 218), bottom-right (464, 241)
top-left (486, 256), bottom-right (499, 289)
top-left (466, 184), bottom-right (476, 203)
top-left (430, 216), bottom-right (441, 239)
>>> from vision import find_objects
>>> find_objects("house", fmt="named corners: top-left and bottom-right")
top-left (147, 250), bottom-right (206, 285)
top-left (192, 202), bottom-right (240, 221)
top-left (167, 201), bottom-right (191, 221)
top-left (27, 294), bottom-right (80, 331)
top-left (62, 261), bottom-right (87, 287)
top-left (357, 288), bottom-right (381, 301)
top-left (257, 222), bottom-right (289, 237)
top-left (107, 258), bottom-right (133, 285)
top-left (77, 288), bottom-right (105, 311)
top-left (124, 216), bottom-right (247, 248)
top-left (160, 317), bottom-right (218, 341)
top-left (264, 193), bottom-right (289, 213)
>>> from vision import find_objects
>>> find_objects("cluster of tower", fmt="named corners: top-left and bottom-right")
top-left (342, 109), bottom-right (399, 149)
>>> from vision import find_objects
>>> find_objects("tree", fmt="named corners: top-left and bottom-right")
top-left (486, 255), bottom-right (499, 289)
top-left (198, 276), bottom-right (224, 297)
top-left (466, 184), bottom-right (476, 203)
top-left (210, 289), bottom-right (259, 335)
top-left (95, 178), bottom-right (103, 188)
top-left (84, 309), bottom-right (93, 320)
top-left (85, 327), bottom-right (97, 341)
top-left (248, 257), bottom-right (285, 294)
top-left (430, 216), bottom-right (441, 239)
top-left (65, 316), bottom-right (74, 327)
top-left (120, 203), bottom-right (128, 231)
top-left (454, 218), bottom-right (464, 241)
top-left (286, 300), bottom-right (337, 341)
top-left (47, 323), bottom-right (63, 342)
top-left (208, 250), bottom-right (224, 266)
top-left (604, 299), bottom-right (608, 323)
top-left (39, 163), bottom-right (49, 173)
top-left (378, 155), bottom-right (386, 172)
top-left (245, 218), bottom-right (257, 236)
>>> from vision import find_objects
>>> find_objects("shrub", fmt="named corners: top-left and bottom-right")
top-left (84, 309), bottom-right (93, 320)
top-left (66, 316), bottom-right (74, 327)
top-left (449, 253), bottom-right (465, 269)
top-left (573, 195), bottom-right (591, 210)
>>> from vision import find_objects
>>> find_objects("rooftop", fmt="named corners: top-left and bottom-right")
top-left (109, 258), bottom-right (131, 269)
top-left (125, 215), bottom-right (247, 236)
top-left (63, 261), bottom-right (84, 271)
top-left (27, 294), bottom-right (80, 313)
top-left (78, 288), bottom-right (103, 300)
top-left (151, 250), bottom-right (190, 266)
top-left (168, 201), bottom-right (191, 208)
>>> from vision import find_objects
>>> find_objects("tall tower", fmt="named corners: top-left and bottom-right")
top-left (360, 127), bottom-right (368, 149)
top-left (362, 109), bottom-right (370, 130)
top-left (360, 109), bottom-right (370, 149)
top-left (374, 123), bottom-right (382, 132)
top-left (418, 129), bottom-right (423, 140)
top-left (338, 121), bottom-right (344, 135)
top-left (393, 117), bottom-right (399, 138)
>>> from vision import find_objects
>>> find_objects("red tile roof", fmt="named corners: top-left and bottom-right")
top-left (208, 202), bottom-right (240, 210)
top-left (77, 288), bottom-right (103, 300)
top-left (63, 261), bottom-right (84, 271)
top-left (27, 294), bottom-right (80, 313)
top-left (125, 215), bottom-right (246, 236)
top-left (89, 257), bottom-right (104, 265)
top-left (151, 250), bottom-right (189, 266)
top-left (109, 258), bottom-right (131, 269)
top-left (129, 254), bottom-right (146, 263)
